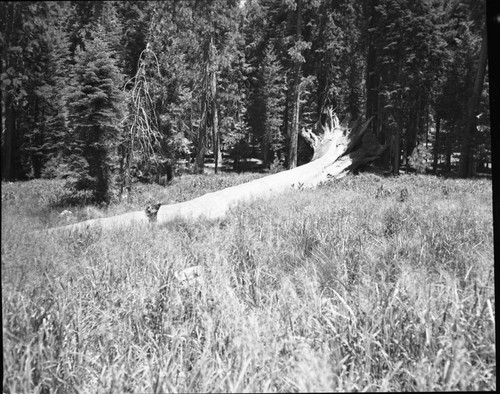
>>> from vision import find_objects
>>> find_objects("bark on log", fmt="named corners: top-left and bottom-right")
top-left (43, 109), bottom-right (387, 235)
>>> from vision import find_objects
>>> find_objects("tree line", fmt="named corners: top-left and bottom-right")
top-left (1, 0), bottom-right (490, 204)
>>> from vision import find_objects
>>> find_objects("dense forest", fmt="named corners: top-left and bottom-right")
top-left (0, 0), bottom-right (490, 204)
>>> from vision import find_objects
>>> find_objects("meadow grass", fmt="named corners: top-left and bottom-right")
top-left (2, 171), bottom-right (495, 392)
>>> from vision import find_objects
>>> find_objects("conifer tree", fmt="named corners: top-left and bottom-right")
top-left (64, 34), bottom-right (125, 204)
top-left (258, 43), bottom-right (286, 167)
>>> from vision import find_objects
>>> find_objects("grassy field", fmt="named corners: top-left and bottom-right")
top-left (2, 171), bottom-right (495, 392)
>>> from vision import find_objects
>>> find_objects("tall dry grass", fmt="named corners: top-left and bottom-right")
top-left (2, 172), bottom-right (495, 392)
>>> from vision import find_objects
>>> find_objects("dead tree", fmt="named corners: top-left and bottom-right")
top-left (120, 44), bottom-right (163, 198)
top-left (43, 109), bottom-right (387, 235)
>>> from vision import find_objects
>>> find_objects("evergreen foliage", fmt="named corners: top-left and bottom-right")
top-left (64, 34), bottom-right (125, 204)
top-left (255, 43), bottom-right (286, 167)
top-left (1, 0), bottom-right (490, 187)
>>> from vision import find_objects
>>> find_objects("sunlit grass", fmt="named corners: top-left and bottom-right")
top-left (2, 172), bottom-right (495, 392)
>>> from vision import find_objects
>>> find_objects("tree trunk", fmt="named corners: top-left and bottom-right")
top-left (0, 52), bottom-right (2, 177)
top-left (287, 0), bottom-right (303, 170)
top-left (196, 89), bottom-right (208, 174)
top-left (118, 143), bottom-right (126, 198)
top-left (433, 116), bottom-right (440, 174)
top-left (40, 109), bottom-right (388, 235)
top-left (458, 25), bottom-right (488, 178)
top-left (212, 97), bottom-right (222, 174)
top-left (125, 143), bottom-right (132, 196)
top-left (406, 96), bottom-right (422, 159)
top-left (288, 76), bottom-right (301, 169)
top-left (209, 36), bottom-right (222, 174)
top-left (365, 45), bottom-right (379, 137)
top-left (283, 96), bottom-right (290, 168)
top-left (445, 133), bottom-right (451, 174)
top-left (364, 0), bottom-right (380, 146)
top-left (32, 97), bottom-right (43, 179)
top-left (404, 144), bottom-right (408, 173)
top-left (195, 42), bottom-right (211, 175)
top-left (425, 104), bottom-right (429, 149)
top-left (393, 127), bottom-right (401, 175)
top-left (2, 98), bottom-right (15, 180)
top-left (262, 129), bottom-right (270, 168)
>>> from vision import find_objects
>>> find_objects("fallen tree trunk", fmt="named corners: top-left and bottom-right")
top-left (44, 109), bottom-right (387, 234)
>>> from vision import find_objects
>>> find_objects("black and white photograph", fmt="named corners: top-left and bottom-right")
top-left (2, 0), bottom-right (496, 392)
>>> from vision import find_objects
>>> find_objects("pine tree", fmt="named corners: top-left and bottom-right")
top-left (116, 1), bottom-right (153, 80)
top-left (258, 43), bottom-right (286, 167)
top-left (1, 2), bottom-right (72, 180)
top-left (286, 0), bottom-right (308, 169)
top-left (25, 2), bottom-right (72, 179)
top-left (361, 0), bottom-right (452, 174)
top-left (434, 0), bottom-right (488, 176)
top-left (1, 0), bottom-right (489, 183)
top-left (64, 34), bottom-right (125, 204)
top-left (149, 0), bottom-right (244, 174)
top-left (1, 2), bottom-right (33, 180)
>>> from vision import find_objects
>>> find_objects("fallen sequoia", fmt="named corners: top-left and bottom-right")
top-left (44, 109), bottom-right (387, 235)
